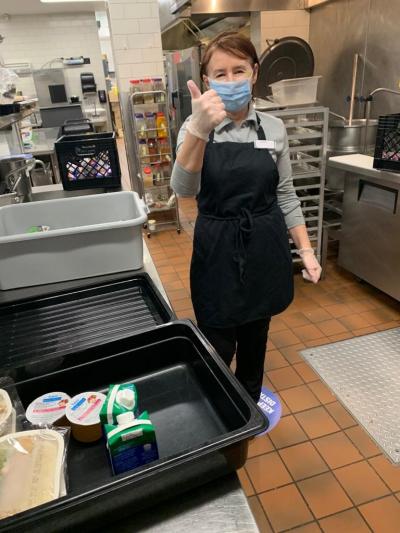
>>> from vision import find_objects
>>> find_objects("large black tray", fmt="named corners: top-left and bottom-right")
top-left (0, 273), bottom-right (174, 378)
top-left (1, 321), bottom-right (267, 532)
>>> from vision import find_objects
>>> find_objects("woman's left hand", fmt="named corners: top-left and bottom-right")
top-left (299, 248), bottom-right (322, 284)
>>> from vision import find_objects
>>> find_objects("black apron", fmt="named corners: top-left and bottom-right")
top-left (190, 114), bottom-right (294, 328)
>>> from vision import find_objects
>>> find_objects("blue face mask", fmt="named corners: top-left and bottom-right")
top-left (209, 78), bottom-right (252, 113)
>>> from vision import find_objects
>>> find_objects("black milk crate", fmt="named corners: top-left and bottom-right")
top-left (55, 131), bottom-right (121, 190)
top-left (373, 113), bottom-right (400, 172)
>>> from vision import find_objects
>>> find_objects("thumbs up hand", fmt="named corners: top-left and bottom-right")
top-left (186, 80), bottom-right (227, 141)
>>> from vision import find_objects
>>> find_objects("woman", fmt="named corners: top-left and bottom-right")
top-left (171, 31), bottom-right (321, 403)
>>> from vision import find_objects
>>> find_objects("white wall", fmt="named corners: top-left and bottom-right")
top-left (251, 10), bottom-right (310, 56)
top-left (107, 0), bottom-right (163, 93)
top-left (0, 13), bottom-right (108, 109)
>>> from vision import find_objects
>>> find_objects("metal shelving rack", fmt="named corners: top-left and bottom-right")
top-left (269, 105), bottom-right (329, 263)
top-left (129, 89), bottom-right (181, 237)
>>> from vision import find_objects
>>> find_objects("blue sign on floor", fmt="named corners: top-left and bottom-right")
top-left (257, 386), bottom-right (282, 437)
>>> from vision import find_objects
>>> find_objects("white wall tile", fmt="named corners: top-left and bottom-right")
top-left (127, 33), bottom-right (155, 49)
top-left (115, 48), bottom-right (143, 64)
top-left (108, 3), bottom-right (124, 20)
top-left (124, 3), bottom-right (153, 19)
top-left (142, 47), bottom-right (163, 63)
top-left (110, 34), bottom-right (128, 50)
top-left (111, 19), bottom-right (140, 35)
top-left (138, 18), bottom-right (160, 34)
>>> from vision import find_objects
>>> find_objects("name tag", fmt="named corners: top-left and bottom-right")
top-left (254, 140), bottom-right (275, 150)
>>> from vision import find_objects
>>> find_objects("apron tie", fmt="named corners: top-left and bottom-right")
top-left (233, 207), bottom-right (254, 284)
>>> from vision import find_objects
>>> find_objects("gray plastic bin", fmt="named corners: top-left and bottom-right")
top-left (0, 191), bottom-right (147, 290)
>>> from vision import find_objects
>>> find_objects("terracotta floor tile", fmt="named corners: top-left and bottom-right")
top-left (167, 288), bottom-right (190, 302)
top-left (375, 320), bottom-right (400, 331)
top-left (345, 426), bottom-right (381, 458)
top-left (279, 442), bottom-right (328, 480)
top-left (313, 432), bottom-right (363, 469)
top-left (328, 332), bottom-right (354, 342)
top-left (280, 343), bottom-right (306, 364)
top-left (157, 264), bottom-right (176, 275)
top-left (326, 402), bottom-right (357, 429)
top-left (298, 472), bottom-right (353, 519)
top-left (269, 317), bottom-right (288, 333)
top-left (304, 337), bottom-right (330, 348)
top-left (264, 350), bottom-right (289, 371)
top-left (324, 303), bottom-right (354, 318)
top-left (267, 366), bottom-right (304, 390)
top-left (347, 300), bottom-right (376, 313)
top-left (397, 492), bottom-right (400, 502)
top-left (311, 293), bottom-right (343, 307)
top-left (359, 496), bottom-right (400, 533)
top-left (171, 298), bottom-right (193, 312)
top-left (164, 279), bottom-right (185, 291)
top-left (269, 329), bottom-right (302, 348)
top-left (269, 415), bottom-right (308, 449)
top-left (281, 312), bottom-right (311, 328)
top-left (338, 314), bottom-right (373, 331)
top-left (307, 381), bottom-right (336, 405)
top-left (302, 308), bottom-right (333, 323)
top-left (292, 324), bottom-right (325, 342)
top-left (237, 467), bottom-right (255, 497)
top-left (296, 406), bottom-right (340, 439)
top-left (352, 326), bottom-right (378, 336)
top-left (290, 523), bottom-right (322, 533)
top-left (247, 496), bottom-right (273, 533)
top-left (278, 395), bottom-right (291, 417)
top-left (319, 508), bottom-right (371, 533)
top-left (369, 455), bottom-right (400, 491)
top-left (333, 461), bottom-right (390, 504)
top-left (293, 362), bottom-right (320, 383)
top-left (245, 451), bottom-right (292, 493)
top-left (280, 384), bottom-right (320, 413)
top-left (316, 319), bottom-right (349, 336)
top-left (359, 308), bottom-right (396, 325)
top-left (248, 434), bottom-right (275, 458)
top-left (259, 484), bottom-right (313, 532)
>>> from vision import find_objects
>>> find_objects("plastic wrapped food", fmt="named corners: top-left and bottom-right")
top-left (0, 390), bottom-right (15, 437)
top-left (0, 429), bottom-right (65, 518)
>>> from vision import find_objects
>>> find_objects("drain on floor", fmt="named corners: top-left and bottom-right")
top-left (301, 328), bottom-right (400, 464)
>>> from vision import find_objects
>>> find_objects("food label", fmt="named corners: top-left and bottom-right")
top-left (26, 392), bottom-right (70, 425)
top-left (66, 392), bottom-right (106, 425)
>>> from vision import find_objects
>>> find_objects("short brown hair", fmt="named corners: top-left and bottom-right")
top-left (200, 31), bottom-right (259, 78)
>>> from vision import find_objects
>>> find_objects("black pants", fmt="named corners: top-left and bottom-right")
top-left (199, 317), bottom-right (271, 402)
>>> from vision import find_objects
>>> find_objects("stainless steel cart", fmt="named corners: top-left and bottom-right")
top-left (129, 89), bottom-right (181, 237)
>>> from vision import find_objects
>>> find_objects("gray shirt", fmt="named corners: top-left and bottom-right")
top-left (171, 105), bottom-right (305, 229)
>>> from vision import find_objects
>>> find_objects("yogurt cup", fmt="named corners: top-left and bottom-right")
top-left (66, 391), bottom-right (106, 443)
top-left (0, 389), bottom-right (15, 437)
top-left (26, 392), bottom-right (71, 427)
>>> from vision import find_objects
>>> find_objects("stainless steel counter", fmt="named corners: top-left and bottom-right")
top-left (0, 242), bottom-right (258, 532)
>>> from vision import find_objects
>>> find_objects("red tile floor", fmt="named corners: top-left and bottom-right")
top-left (146, 197), bottom-right (400, 533)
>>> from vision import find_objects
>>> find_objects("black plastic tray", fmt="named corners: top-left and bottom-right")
top-left (0, 273), bottom-right (174, 378)
top-left (1, 321), bottom-right (267, 532)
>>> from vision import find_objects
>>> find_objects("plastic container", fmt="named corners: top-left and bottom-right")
top-left (156, 112), bottom-right (167, 138)
top-left (144, 112), bottom-right (156, 137)
top-left (26, 392), bottom-right (70, 426)
top-left (373, 113), bottom-right (400, 172)
top-left (141, 79), bottom-right (154, 103)
top-left (66, 391), bottom-right (106, 443)
top-left (0, 389), bottom-right (15, 437)
top-left (55, 132), bottom-right (121, 191)
top-left (134, 113), bottom-right (146, 139)
top-left (0, 191), bottom-right (147, 290)
top-left (0, 429), bottom-right (64, 519)
top-left (269, 76), bottom-right (321, 106)
top-left (130, 79), bottom-right (144, 104)
top-left (1, 321), bottom-right (267, 532)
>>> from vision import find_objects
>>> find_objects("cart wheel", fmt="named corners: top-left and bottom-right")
top-left (147, 232), bottom-right (151, 238)
top-left (143, 223), bottom-right (148, 229)
top-left (177, 229), bottom-right (181, 234)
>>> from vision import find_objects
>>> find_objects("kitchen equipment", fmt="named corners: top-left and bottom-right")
top-left (80, 72), bottom-right (97, 95)
top-left (59, 118), bottom-right (94, 136)
top-left (0, 273), bottom-right (174, 373)
top-left (55, 131), bottom-right (121, 190)
top-left (254, 37), bottom-right (315, 99)
top-left (269, 75), bottom-right (321, 107)
top-left (0, 320), bottom-right (267, 532)
top-left (0, 191), bottom-right (147, 290)
top-left (0, 154), bottom-right (35, 205)
top-left (338, 169), bottom-right (400, 301)
top-left (326, 118), bottom-right (378, 190)
top-left (40, 104), bottom-right (84, 128)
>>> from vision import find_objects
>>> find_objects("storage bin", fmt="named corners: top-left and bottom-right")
top-left (269, 76), bottom-right (321, 106)
top-left (55, 132), bottom-right (121, 190)
top-left (0, 191), bottom-right (147, 290)
top-left (373, 113), bottom-right (400, 172)
top-left (0, 321), bottom-right (267, 532)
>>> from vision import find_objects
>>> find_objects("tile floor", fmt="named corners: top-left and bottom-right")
top-left (145, 197), bottom-right (400, 533)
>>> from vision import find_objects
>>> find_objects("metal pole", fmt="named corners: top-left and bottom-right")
top-left (349, 53), bottom-right (359, 126)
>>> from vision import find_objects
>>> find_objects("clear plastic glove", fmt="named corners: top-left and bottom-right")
top-left (298, 248), bottom-right (322, 284)
top-left (186, 80), bottom-right (227, 141)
